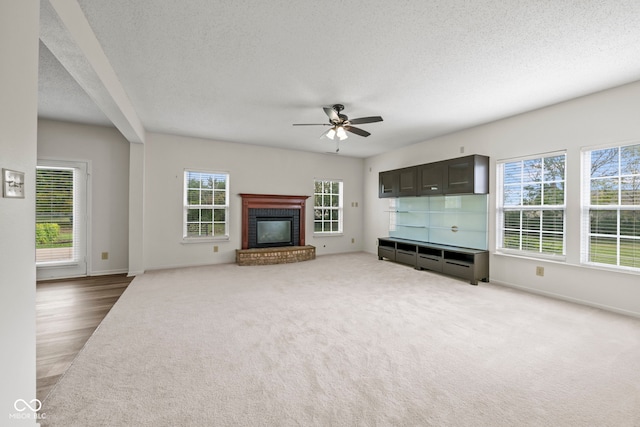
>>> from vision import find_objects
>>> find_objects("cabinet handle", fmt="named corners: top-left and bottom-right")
top-left (451, 225), bottom-right (459, 232)
top-left (431, 186), bottom-right (438, 190)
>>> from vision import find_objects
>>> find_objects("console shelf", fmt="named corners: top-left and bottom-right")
top-left (378, 237), bottom-right (489, 285)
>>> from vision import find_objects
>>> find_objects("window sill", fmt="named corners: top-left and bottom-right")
top-left (494, 250), bottom-right (566, 264)
top-left (313, 233), bottom-right (344, 238)
top-left (181, 236), bottom-right (229, 244)
top-left (36, 261), bottom-right (79, 268)
top-left (579, 261), bottom-right (640, 276)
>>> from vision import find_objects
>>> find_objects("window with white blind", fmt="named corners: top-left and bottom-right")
top-left (582, 143), bottom-right (640, 270)
top-left (36, 160), bottom-right (87, 279)
top-left (497, 152), bottom-right (566, 258)
top-left (184, 170), bottom-right (229, 240)
top-left (314, 179), bottom-right (343, 234)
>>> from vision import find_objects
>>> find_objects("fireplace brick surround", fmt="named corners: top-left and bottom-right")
top-left (237, 194), bottom-right (315, 265)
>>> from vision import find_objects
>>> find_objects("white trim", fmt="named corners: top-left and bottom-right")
top-left (89, 268), bottom-right (129, 276)
top-left (496, 149), bottom-right (567, 164)
top-left (494, 249), bottom-right (567, 263)
top-left (127, 270), bottom-right (145, 277)
top-left (579, 138), bottom-right (640, 153)
top-left (36, 158), bottom-right (90, 280)
top-left (313, 179), bottom-right (344, 234)
top-left (496, 153), bottom-right (567, 258)
top-left (183, 169), bottom-right (230, 239)
top-left (580, 142), bottom-right (640, 271)
top-left (490, 278), bottom-right (640, 319)
top-left (181, 236), bottom-right (230, 244)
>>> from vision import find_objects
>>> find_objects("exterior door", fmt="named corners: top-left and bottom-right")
top-left (36, 160), bottom-right (87, 280)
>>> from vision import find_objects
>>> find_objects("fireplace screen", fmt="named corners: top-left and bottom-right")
top-left (256, 218), bottom-right (293, 246)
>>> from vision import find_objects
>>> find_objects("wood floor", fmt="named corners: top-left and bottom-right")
top-left (36, 274), bottom-right (133, 402)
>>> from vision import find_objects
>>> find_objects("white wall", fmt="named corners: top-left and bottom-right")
top-left (364, 80), bottom-right (640, 318)
top-left (37, 120), bottom-right (130, 276)
top-left (143, 132), bottom-right (364, 270)
top-left (0, 1), bottom-right (39, 424)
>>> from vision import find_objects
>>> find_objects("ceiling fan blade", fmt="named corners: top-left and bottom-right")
top-left (344, 126), bottom-right (371, 137)
top-left (292, 123), bottom-right (330, 126)
top-left (323, 107), bottom-right (340, 122)
top-left (349, 116), bottom-right (383, 125)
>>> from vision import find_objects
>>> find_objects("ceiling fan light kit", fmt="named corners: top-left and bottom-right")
top-left (293, 104), bottom-right (383, 151)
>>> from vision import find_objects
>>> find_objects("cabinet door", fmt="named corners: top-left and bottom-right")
top-left (444, 156), bottom-right (475, 194)
top-left (397, 167), bottom-right (417, 197)
top-left (379, 170), bottom-right (398, 198)
top-left (417, 162), bottom-right (443, 195)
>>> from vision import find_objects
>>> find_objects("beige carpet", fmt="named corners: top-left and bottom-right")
top-left (41, 252), bottom-right (640, 426)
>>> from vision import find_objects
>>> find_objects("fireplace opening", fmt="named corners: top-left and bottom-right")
top-left (256, 217), bottom-right (293, 247)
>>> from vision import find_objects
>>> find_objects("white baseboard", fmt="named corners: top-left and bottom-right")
top-left (144, 260), bottom-right (234, 272)
top-left (89, 269), bottom-right (128, 277)
top-left (490, 279), bottom-right (640, 319)
top-left (127, 270), bottom-right (145, 277)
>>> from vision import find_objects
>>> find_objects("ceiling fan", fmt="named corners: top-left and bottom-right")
top-left (293, 104), bottom-right (383, 151)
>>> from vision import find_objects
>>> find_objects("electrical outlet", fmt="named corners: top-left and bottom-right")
top-left (536, 266), bottom-right (544, 277)
top-left (351, 238), bottom-right (355, 244)
top-left (213, 245), bottom-right (219, 253)
top-left (101, 252), bottom-right (108, 260)
top-left (460, 146), bottom-right (465, 153)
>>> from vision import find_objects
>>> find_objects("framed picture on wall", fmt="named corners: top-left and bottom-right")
top-left (3, 168), bottom-right (25, 198)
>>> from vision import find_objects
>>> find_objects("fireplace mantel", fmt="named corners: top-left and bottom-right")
top-left (239, 194), bottom-right (310, 250)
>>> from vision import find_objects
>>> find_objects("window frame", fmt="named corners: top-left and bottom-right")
top-left (581, 141), bottom-right (640, 272)
top-left (496, 151), bottom-right (567, 260)
top-left (313, 179), bottom-right (344, 235)
top-left (183, 169), bottom-right (230, 242)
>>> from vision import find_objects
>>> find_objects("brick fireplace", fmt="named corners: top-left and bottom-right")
top-left (237, 194), bottom-right (315, 265)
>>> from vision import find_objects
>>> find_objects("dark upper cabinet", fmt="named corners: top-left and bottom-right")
top-left (417, 161), bottom-right (444, 195)
top-left (397, 167), bottom-right (417, 197)
top-left (379, 167), bottom-right (417, 197)
top-left (379, 170), bottom-right (398, 198)
top-left (379, 155), bottom-right (489, 198)
top-left (443, 155), bottom-right (489, 194)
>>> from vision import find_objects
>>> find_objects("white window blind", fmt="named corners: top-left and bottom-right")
top-left (497, 152), bottom-right (566, 258)
top-left (36, 166), bottom-right (80, 264)
top-left (581, 143), bottom-right (640, 270)
top-left (184, 170), bottom-right (229, 240)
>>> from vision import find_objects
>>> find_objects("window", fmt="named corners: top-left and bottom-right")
top-left (582, 143), bottom-right (640, 270)
top-left (314, 179), bottom-right (343, 234)
top-left (184, 170), bottom-right (229, 240)
top-left (497, 153), bottom-right (566, 257)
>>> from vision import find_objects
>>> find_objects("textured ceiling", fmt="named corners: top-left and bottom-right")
top-left (38, 0), bottom-right (640, 158)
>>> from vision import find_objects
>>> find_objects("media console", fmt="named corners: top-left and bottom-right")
top-left (378, 237), bottom-right (489, 285)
